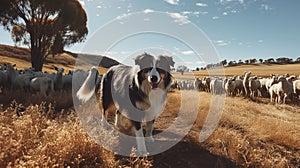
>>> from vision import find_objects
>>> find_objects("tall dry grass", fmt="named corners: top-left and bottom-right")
top-left (191, 92), bottom-right (300, 167)
top-left (0, 89), bottom-right (74, 111)
top-left (0, 102), bottom-right (113, 167)
top-left (0, 101), bottom-right (152, 167)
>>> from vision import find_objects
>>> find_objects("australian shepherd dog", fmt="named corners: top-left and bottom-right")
top-left (77, 53), bottom-right (174, 155)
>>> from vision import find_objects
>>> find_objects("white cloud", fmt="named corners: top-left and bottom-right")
top-left (181, 11), bottom-right (208, 16)
top-left (212, 16), bottom-right (220, 20)
top-left (261, 4), bottom-right (272, 11)
top-left (181, 11), bottom-right (208, 19)
top-left (181, 50), bottom-right (195, 55)
top-left (143, 9), bottom-right (154, 14)
top-left (96, 5), bottom-right (102, 8)
top-left (196, 3), bottom-right (208, 7)
top-left (116, 13), bottom-right (131, 20)
top-left (215, 40), bottom-right (230, 46)
top-left (218, 43), bottom-right (229, 46)
top-left (194, 11), bottom-right (208, 15)
top-left (168, 13), bottom-right (190, 25)
top-left (223, 12), bottom-right (228, 15)
top-left (231, 9), bottom-right (237, 13)
top-left (219, 0), bottom-right (246, 6)
top-left (164, 0), bottom-right (179, 5)
top-left (174, 47), bottom-right (180, 51)
top-left (258, 40), bottom-right (263, 43)
top-left (182, 11), bottom-right (192, 15)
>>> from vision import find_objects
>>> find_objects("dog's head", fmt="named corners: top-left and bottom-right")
top-left (134, 53), bottom-right (174, 91)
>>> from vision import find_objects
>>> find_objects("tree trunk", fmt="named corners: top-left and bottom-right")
top-left (30, 30), bottom-right (44, 72)
top-left (31, 46), bottom-right (44, 72)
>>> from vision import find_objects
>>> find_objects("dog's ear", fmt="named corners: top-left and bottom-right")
top-left (134, 53), bottom-right (153, 69)
top-left (158, 55), bottom-right (175, 71)
top-left (165, 56), bottom-right (175, 67)
top-left (134, 55), bottom-right (145, 65)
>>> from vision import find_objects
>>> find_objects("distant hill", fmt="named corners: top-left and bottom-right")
top-left (0, 44), bottom-right (119, 73)
top-left (172, 63), bottom-right (300, 80)
top-left (71, 53), bottom-right (120, 69)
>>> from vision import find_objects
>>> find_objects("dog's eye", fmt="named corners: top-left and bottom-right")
top-left (157, 68), bottom-right (165, 73)
top-left (143, 68), bottom-right (152, 73)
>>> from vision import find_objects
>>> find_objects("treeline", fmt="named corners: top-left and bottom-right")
top-left (195, 56), bottom-right (300, 71)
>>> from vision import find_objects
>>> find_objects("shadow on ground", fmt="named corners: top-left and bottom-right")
top-left (151, 140), bottom-right (239, 168)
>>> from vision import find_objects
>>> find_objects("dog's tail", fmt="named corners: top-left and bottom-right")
top-left (76, 67), bottom-right (98, 102)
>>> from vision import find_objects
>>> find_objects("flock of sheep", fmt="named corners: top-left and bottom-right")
top-left (173, 72), bottom-right (300, 104)
top-left (1, 63), bottom-right (300, 106)
top-left (0, 64), bottom-right (101, 99)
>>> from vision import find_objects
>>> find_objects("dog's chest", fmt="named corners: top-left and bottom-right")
top-left (145, 89), bottom-right (166, 120)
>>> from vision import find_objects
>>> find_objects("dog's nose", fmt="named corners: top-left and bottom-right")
top-left (150, 75), bottom-right (158, 83)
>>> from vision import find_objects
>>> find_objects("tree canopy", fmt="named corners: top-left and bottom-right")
top-left (0, 0), bottom-right (88, 71)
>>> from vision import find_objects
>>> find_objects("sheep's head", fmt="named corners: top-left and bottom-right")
top-left (54, 67), bottom-right (65, 75)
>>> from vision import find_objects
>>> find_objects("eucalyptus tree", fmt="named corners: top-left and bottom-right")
top-left (0, 0), bottom-right (88, 71)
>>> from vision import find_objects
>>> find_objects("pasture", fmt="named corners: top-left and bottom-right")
top-left (0, 45), bottom-right (300, 167)
top-left (1, 91), bottom-right (299, 167)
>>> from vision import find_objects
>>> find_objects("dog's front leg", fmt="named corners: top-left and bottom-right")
top-left (114, 110), bottom-right (121, 127)
top-left (132, 122), bottom-right (148, 156)
top-left (145, 120), bottom-right (155, 142)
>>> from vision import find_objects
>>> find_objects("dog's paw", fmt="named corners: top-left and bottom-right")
top-left (146, 136), bottom-right (155, 143)
top-left (137, 150), bottom-right (149, 157)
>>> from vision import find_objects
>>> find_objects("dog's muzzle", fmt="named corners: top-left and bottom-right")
top-left (149, 75), bottom-right (160, 89)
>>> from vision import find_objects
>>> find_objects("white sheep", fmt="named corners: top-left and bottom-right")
top-left (210, 78), bottom-right (224, 95)
top-left (30, 76), bottom-right (54, 98)
top-left (225, 78), bottom-right (236, 96)
top-left (203, 77), bottom-right (211, 92)
top-left (233, 77), bottom-right (245, 96)
top-left (265, 75), bottom-right (277, 90)
top-left (269, 76), bottom-right (293, 104)
top-left (62, 73), bottom-right (73, 91)
top-left (45, 66), bottom-right (64, 91)
top-left (194, 78), bottom-right (202, 91)
top-left (5, 64), bottom-right (33, 92)
top-left (0, 70), bottom-right (8, 93)
top-left (249, 76), bottom-right (261, 98)
top-left (5, 64), bottom-right (18, 90)
top-left (243, 71), bottom-right (251, 97)
top-left (293, 80), bottom-right (300, 98)
top-left (13, 74), bottom-right (34, 92)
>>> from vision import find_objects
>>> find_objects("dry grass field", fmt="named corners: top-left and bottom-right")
top-left (1, 91), bottom-right (299, 167)
top-left (0, 45), bottom-right (300, 167)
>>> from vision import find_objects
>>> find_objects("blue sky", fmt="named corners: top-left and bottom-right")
top-left (0, 0), bottom-right (299, 69)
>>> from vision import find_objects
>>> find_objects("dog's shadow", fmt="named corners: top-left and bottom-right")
top-left (117, 129), bottom-right (239, 168)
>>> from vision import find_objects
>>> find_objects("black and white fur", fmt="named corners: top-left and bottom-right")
top-left (77, 53), bottom-right (174, 155)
